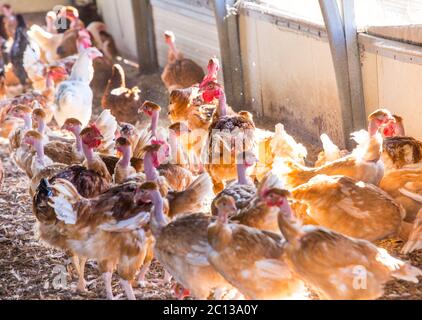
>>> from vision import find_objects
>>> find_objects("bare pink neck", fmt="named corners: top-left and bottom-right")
top-left (151, 111), bottom-right (159, 138)
top-left (152, 190), bottom-right (167, 230)
top-left (73, 127), bottom-right (82, 152)
top-left (23, 114), bottom-right (32, 130)
top-left (119, 147), bottom-right (132, 168)
top-left (144, 152), bottom-right (158, 181)
top-left (237, 163), bottom-right (248, 185)
top-left (82, 143), bottom-right (95, 164)
top-left (37, 119), bottom-right (46, 135)
top-left (168, 41), bottom-right (179, 58)
top-left (368, 119), bottom-right (380, 137)
top-left (34, 140), bottom-right (45, 164)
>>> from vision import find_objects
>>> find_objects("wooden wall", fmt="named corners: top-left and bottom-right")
top-left (240, 13), bottom-right (345, 147)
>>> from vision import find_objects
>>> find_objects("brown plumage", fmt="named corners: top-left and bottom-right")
top-left (161, 31), bottom-right (204, 92)
top-left (281, 140), bottom-right (384, 188)
top-left (380, 167), bottom-right (422, 222)
top-left (45, 179), bottom-right (153, 299)
top-left (277, 204), bottom-right (422, 300)
top-left (290, 175), bottom-right (405, 242)
top-left (208, 196), bottom-right (306, 299)
top-left (101, 64), bottom-right (141, 124)
top-left (383, 136), bottom-right (422, 171)
top-left (44, 140), bottom-right (84, 165)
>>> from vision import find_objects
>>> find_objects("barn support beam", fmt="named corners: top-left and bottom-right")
top-left (342, 0), bottom-right (366, 130)
top-left (212, 0), bottom-right (245, 108)
top-left (319, 0), bottom-right (363, 148)
top-left (132, 0), bottom-right (158, 73)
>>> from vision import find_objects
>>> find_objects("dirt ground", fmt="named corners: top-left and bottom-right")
top-left (1, 61), bottom-right (421, 300)
top-left (0, 13), bottom-right (421, 301)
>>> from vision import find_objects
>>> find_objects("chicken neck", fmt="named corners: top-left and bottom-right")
top-left (150, 189), bottom-right (168, 236)
top-left (277, 201), bottom-right (303, 248)
top-left (119, 146), bottom-right (132, 168)
top-left (36, 118), bottom-right (46, 135)
top-left (368, 119), bottom-right (383, 137)
top-left (23, 113), bottom-right (32, 130)
top-left (73, 126), bottom-right (83, 153)
top-left (151, 111), bottom-right (159, 138)
top-left (236, 162), bottom-right (249, 185)
top-left (82, 142), bottom-right (95, 164)
top-left (144, 152), bottom-right (158, 181)
top-left (33, 139), bottom-right (46, 165)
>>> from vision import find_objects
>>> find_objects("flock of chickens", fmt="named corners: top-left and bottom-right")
top-left (0, 5), bottom-right (422, 301)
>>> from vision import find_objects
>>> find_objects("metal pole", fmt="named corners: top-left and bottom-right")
top-left (319, 0), bottom-right (354, 148)
top-left (131, 0), bottom-right (158, 74)
top-left (212, 0), bottom-right (245, 108)
top-left (342, 0), bottom-right (367, 129)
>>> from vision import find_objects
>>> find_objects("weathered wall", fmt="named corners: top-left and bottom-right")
top-left (151, 0), bottom-right (222, 82)
top-left (361, 48), bottom-right (422, 140)
top-left (240, 14), bottom-right (345, 147)
top-left (3, 0), bottom-right (70, 13)
top-left (97, 0), bottom-right (138, 60)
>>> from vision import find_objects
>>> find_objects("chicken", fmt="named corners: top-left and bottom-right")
top-left (23, 42), bottom-right (70, 92)
top-left (27, 24), bottom-right (64, 63)
top-left (142, 143), bottom-right (212, 217)
top-left (31, 109), bottom-right (83, 166)
top-left (101, 64), bottom-right (141, 124)
top-left (278, 109), bottom-right (395, 188)
top-left (207, 195), bottom-right (307, 299)
top-left (56, 26), bottom-right (113, 92)
top-left (21, 130), bottom-right (55, 179)
top-left (161, 31), bottom-right (205, 92)
top-left (10, 15), bottom-right (29, 86)
top-left (252, 123), bottom-right (308, 182)
top-left (54, 47), bottom-right (103, 128)
top-left (276, 193), bottom-right (422, 299)
top-left (86, 22), bottom-right (118, 62)
top-left (211, 150), bottom-right (257, 216)
top-left (315, 133), bottom-right (349, 167)
top-left (8, 104), bottom-right (33, 153)
top-left (380, 167), bottom-right (422, 222)
top-left (79, 126), bottom-right (113, 182)
top-left (402, 209), bottom-right (422, 254)
top-left (382, 115), bottom-right (422, 171)
top-left (199, 80), bottom-right (256, 193)
top-left (290, 174), bottom-right (407, 242)
top-left (142, 181), bottom-right (235, 299)
top-left (113, 137), bottom-right (146, 184)
top-left (44, 178), bottom-right (153, 300)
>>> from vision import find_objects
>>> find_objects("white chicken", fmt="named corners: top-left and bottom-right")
top-left (27, 24), bottom-right (64, 63)
top-left (54, 47), bottom-right (103, 128)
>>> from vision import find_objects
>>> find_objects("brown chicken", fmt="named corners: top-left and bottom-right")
top-left (46, 178), bottom-right (153, 300)
top-left (276, 192), bottom-right (422, 300)
top-left (207, 195), bottom-right (307, 300)
top-left (161, 31), bottom-right (205, 92)
top-left (101, 64), bottom-right (141, 124)
top-left (380, 167), bottom-right (422, 223)
top-left (290, 174), bottom-right (407, 242)
top-left (382, 115), bottom-right (422, 171)
top-left (200, 80), bottom-right (256, 193)
top-left (143, 181), bottom-right (235, 300)
top-left (280, 109), bottom-right (394, 188)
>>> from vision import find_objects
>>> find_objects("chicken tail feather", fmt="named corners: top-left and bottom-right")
top-left (376, 248), bottom-right (422, 283)
top-left (47, 178), bottom-right (83, 225)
